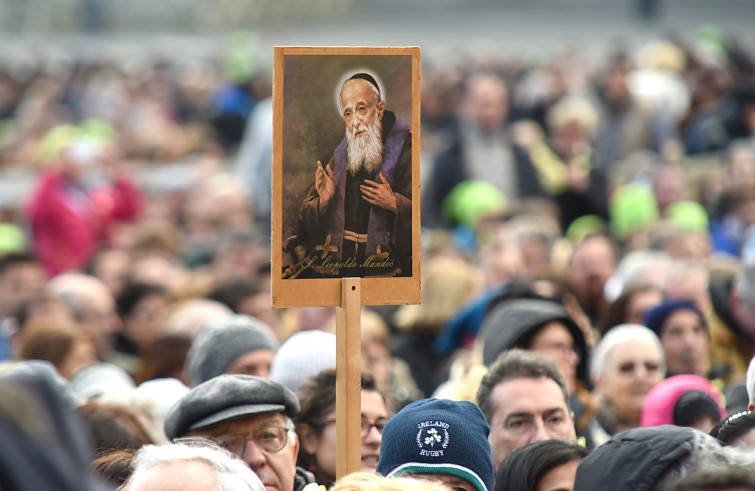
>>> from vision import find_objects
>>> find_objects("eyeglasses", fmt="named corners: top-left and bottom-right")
top-left (178, 426), bottom-right (293, 456)
top-left (312, 419), bottom-right (386, 438)
top-left (537, 341), bottom-right (580, 358)
top-left (617, 361), bottom-right (662, 375)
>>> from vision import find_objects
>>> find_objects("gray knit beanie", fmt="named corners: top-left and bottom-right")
top-left (186, 315), bottom-right (279, 387)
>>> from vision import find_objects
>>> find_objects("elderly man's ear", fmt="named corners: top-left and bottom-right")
top-left (377, 100), bottom-right (386, 119)
top-left (289, 429), bottom-right (301, 459)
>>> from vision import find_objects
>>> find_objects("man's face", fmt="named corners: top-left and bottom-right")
top-left (528, 321), bottom-right (580, 393)
top-left (420, 474), bottom-right (477, 491)
top-left (660, 309), bottom-right (709, 377)
top-left (238, 291), bottom-right (280, 334)
top-left (90, 248), bottom-right (130, 297)
top-left (568, 237), bottom-right (616, 307)
top-left (188, 412), bottom-right (298, 491)
top-left (129, 461), bottom-right (218, 491)
top-left (340, 79), bottom-right (385, 138)
top-left (467, 75), bottom-right (509, 134)
top-left (0, 262), bottom-right (46, 318)
top-left (226, 349), bottom-right (276, 379)
top-left (732, 290), bottom-right (755, 339)
top-left (78, 286), bottom-right (120, 358)
top-left (487, 376), bottom-right (576, 469)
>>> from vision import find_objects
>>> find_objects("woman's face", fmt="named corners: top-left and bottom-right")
top-left (536, 459), bottom-right (580, 491)
top-left (529, 321), bottom-right (580, 393)
top-left (360, 390), bottom-right (388, 472)
top-left (123, 293), bottom-right (171, 350)
top-left (312, 390), bottom-right (389, 480)
top-left (312, 410), bottom-right (337, 480)
top-left (596, 340), bottom-right (664, 423)
top-left (625, 289), bottom-right (663, 325)
top-left (660, 309), bottom-right (709, 377)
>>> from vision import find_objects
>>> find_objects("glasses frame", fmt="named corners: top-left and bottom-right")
top-left (175, 425), bottom-right (294, 456)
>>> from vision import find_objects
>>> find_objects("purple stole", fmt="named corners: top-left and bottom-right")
top-left (326, 117), bottom-right (410, 259)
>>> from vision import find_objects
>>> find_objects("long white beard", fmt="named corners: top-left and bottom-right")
top-left (346, 116), bottom-right (383, 176)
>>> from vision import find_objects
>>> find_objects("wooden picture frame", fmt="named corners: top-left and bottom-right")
top-left (272, 46), bottom-right (421, 307)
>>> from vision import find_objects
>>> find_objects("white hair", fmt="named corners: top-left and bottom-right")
top-left (546, 95), bottom-right (599, 136)
top-left (339, 77), bottom-right (384, 175)
top-left (603, 250), bottom-right (673, 302)
top-left (735, 265), bottom-right (755, 315)
top-left (654, 430), bottom-right (755, 491)
top-left (346, 114), bottom-right (383, 175)
top-left (126, 443), bottom-right (265, 491)
top-left (746, 356), bottom-right (755, 404)
top-left (590, 323), bottom-right (666, 383)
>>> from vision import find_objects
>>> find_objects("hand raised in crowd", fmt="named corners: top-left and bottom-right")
top-left (564, 158), bottom-right (589, 192)
top-left (361, 173), bottom-right (397, 213)
top-left (316, 160), bottom-right (336, 209)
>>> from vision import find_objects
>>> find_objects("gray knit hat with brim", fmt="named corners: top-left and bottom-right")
top-left (186, 315), bottom-right (279, 387)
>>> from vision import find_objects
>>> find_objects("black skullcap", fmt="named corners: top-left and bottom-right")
top-left (346, 73), bottom-right (381, 97)
top-left (711, 410), bottom-right (755, 446)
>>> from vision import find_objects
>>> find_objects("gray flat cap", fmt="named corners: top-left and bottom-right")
top-left (164, 374), bottom-right (300, 440)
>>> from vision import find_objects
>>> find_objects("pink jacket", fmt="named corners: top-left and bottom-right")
top-left (26, 171), bottom-right (142, 277)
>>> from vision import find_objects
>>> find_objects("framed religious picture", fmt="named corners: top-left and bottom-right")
top-left (272, 46), bottom-right (421, 307)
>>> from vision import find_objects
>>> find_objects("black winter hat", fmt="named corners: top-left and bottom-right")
top-left (480, 299), bottom-right (588, 382)
top-left (575, 426), bottom-right (696, 491)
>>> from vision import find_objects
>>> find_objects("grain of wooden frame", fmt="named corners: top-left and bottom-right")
top-left (271, 46), bottom-right (421, 308)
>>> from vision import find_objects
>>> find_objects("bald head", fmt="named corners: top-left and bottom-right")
top-left (339, 77), bottom-right (381, 112)
top-left (49, 273), bottom-right (119, 357)
top-left (465, 72), bottom-right (509, 134)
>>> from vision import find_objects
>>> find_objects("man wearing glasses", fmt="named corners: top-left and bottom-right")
top-left (164, 374), bottom-right (320, 491)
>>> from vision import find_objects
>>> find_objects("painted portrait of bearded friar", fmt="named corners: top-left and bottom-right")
top-left (280, 54), bottom-right (414, 280)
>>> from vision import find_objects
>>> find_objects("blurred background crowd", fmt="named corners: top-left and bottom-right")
top-left (3, 0), bottom-right (755, 489)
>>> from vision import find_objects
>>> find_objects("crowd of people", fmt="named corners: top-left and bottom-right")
top-left (2, 24), bottom-right (755, 491)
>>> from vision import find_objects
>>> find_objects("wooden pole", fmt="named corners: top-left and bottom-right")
top-left (336, 277), bottom-right (362, 479)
